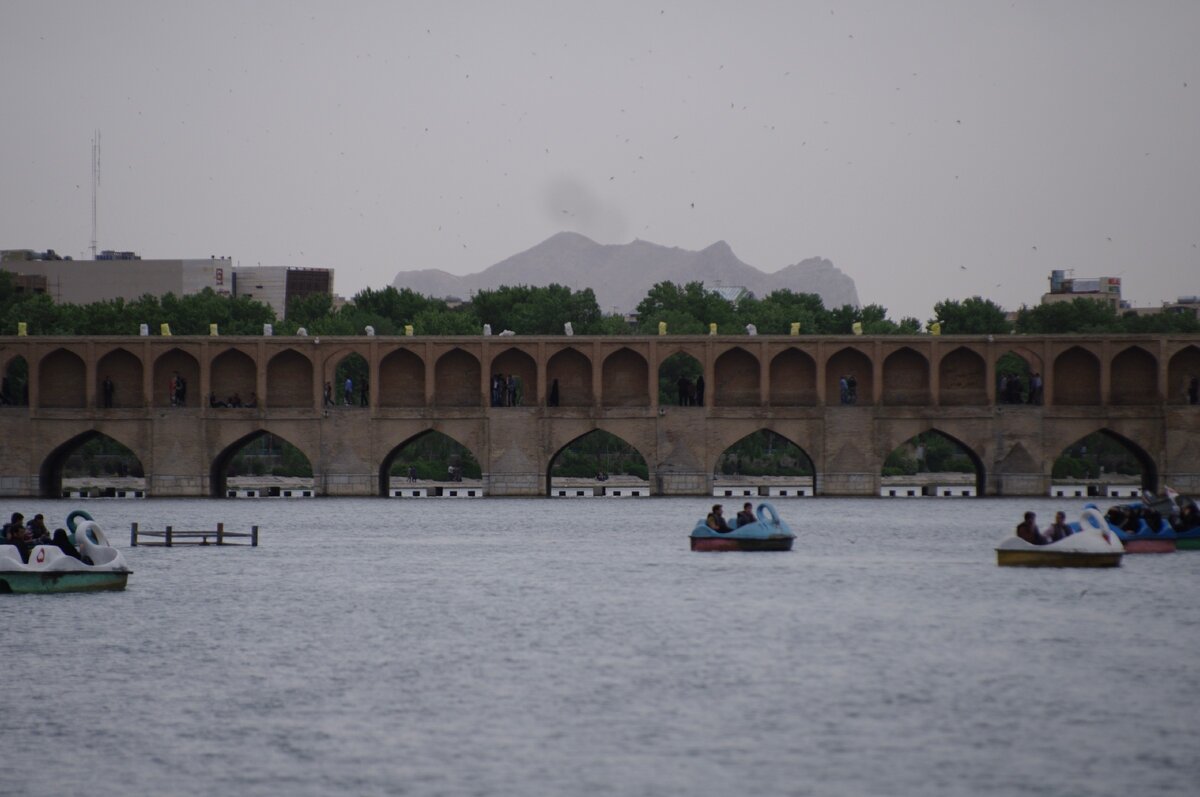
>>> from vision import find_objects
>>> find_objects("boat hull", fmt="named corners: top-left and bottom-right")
top-left (0, 570), bottom-right (129, 594)
top-left (1122, 539), bottom-right (1176, 554)
top-left (996, 550), bottom-right (1122, 568)
top-left (690, 536), bottom-right (794, 552)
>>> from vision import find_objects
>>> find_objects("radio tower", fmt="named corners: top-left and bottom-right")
top-left (90, 130), bottom-right (100, 259)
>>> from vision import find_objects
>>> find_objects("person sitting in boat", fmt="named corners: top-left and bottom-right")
top-left (707, 504), bottom-right (733, 534)
top-left (1045, 511), bottom-right (1072, 542)
top-left (27, 514), bottom-right (51, 545)
top-left (52, 528), bottom-right (84, 561)
top-left (736, 502), bottom-right (756, 528)
top-left (1016, 512), bottom-right (1046, 545)
top-left (3, 512), bottom-right (32, 561)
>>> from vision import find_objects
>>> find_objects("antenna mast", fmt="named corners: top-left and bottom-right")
top-left (91, 130), bottom-right (100, 259)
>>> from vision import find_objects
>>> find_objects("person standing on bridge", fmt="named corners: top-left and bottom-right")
top-left (360, 374), bottom-right (369, 407)
top-left (696, 375), bottom-right (705, 406)
top-left (343, 376), bottom-right (353, 406)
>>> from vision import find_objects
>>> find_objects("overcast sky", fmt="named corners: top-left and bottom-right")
top-left (3, 1), bottom-right (1198, 321)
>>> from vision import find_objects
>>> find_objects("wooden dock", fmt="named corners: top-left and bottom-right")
top-left (130, 523), bottom-right (258, 547)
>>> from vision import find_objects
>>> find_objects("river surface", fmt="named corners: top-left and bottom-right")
top-left (2, 496), bottom-right (1198, 797)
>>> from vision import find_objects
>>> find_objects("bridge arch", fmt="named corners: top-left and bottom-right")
top-left (435, 348), bottom-right (481, 407)
top-left (881, 427), bottom-right (986, 496)
top-left (769, 347), bottom-right (816, 406)
top-left (711, 427), bottom-right (815, 485)
top-left (378, 429), bottom-right (483, 495)
top-left (1051, 428), bottom-right (1158, 493)
top-left (714, 346), bottom-right (760, 406)
top-left (1168, 345), bottom-right (1200, 404)
top-left (210, 347), bottom-right (257, 407)
top-left (96, 347), bottom-right (144, 408)
top-left (379, 347), bottom-right (425, 407)
top-left (210, 428), bottom-right (317, 497)
top-left (153, 347), bottom-right (200, 408)
top-left (938, 346), bottom-right (986, 406)
top-left (826, 346), bottom-right (872, 405)
top-left (489, 347), bottom-right (537, 406)
top-left (603, 347), bottom-right (649, 407)
top-left (545, 428), bottom-right (650, 496)
top-left (658, 349), bottom-right (703, 406)
top-left (1, 352), bottom-right (28, 405)
top-left (1110, 345), bottom-right (1158, 405)
top-left (266, 349), bottom-right (314, 408)
top-left (38, 347), bottom-right (87, 408)
top-left (1052, 346), bottom-right (1101, 406)
top-left (38, 429), bottom-right (148, 498)
top-left (882, 346), bottom-right (929, 406)
top-left (996, 349), bottom-right (1038, 404)
top-left (546, 346), bottom-right (592, 406)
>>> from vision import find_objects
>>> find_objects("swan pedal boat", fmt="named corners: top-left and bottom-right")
top-left (1082, 502), bottom-right (1177, 553)
top-left (690, 501), bottom-right (795, 552)
top-left (996, 521), bottom-right (1124, 568)
top-left (0, 513), bottom-right (131, 594)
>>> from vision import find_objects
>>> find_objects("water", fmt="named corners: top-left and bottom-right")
top-left (3, 497), bottom-right (1198, 797)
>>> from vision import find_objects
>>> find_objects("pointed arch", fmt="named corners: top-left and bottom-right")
top-left (152, 347), bottom-right (200, 408)
top-left (1168, 345), bottom-right (1200, 405)
top-left (266, 349), bottom-right (314, 408)
top-left (378, 429), bottom-right (483, 496)
top-left (1, 353), bottom-right (29, 406)
top-left (1053, 428), bottom-right (1157, 493)
top-left (332, 351), bottom-right (369, 407)
top-left (96, 347), bottom-right (144, 408)
top-left (546, 346), bottom-right (593, 407)
top-left (434, 348), bottom-right (481, 406)
top-left (603, 347), bottom-right (649, 407)
top-left (1110, 345), bottom-right (1158, 405)
top-left (714, 346), bottom-right (760, 406)
top-left (882, 347), bottom-right (929, 406)
top-left (712, 428), bottom-right (816, 481)
top-left (995, 349), bottom-right (1035, 404)
top-left (38, 348), bottom-right (87, 408)
top-left (210, 348), bottom-right (257, 407)
top-left (379, 348), bottom-right (425, 407)
top-left (489, 347), bottom-right (537, 406)
top-left (769, 347), bottom-right (816, 406)
top-left (1053, 346), bottom-right (1100, 406)
top-left (210, 429), bottom-right (316, 497)
top-left (938, 346), bottom-right (986, 406)
top-left (39, 430), bottom-right (147, 498)
top-left (825, 347), bottom-right (872, 405)
top-left (881, 428), bottom-right (985, 496)
top-left (657, 349), bottom-right (702, 406)
top-left (545, 428), bottom-right (650, 496)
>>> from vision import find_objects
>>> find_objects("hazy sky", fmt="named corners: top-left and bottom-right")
top-left (3, 1), bottom-right (1198, 321)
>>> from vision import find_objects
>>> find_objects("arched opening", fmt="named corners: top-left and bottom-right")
top-left (603, 347), bottom-right (649, 407)
top-left (434, 348), bottom-right (481, 407)
top-left (209, 348), bottom-right (257, 408)
top-left (882, 347), bottom-right (929, 406)
top-left (996, 351), bottom-right (1036, 405)
top-left (546, 347), bottom-right (593, 407)
top-left (714, 347), bottom-right (760, 406)
top-left (2, 355), bottom-right (29, 406)
top-left (96, 348), bottom-right (144, 408)
top-left (211, 431), bottom-right (315, 497)
top-left (713, 429), bottom-right (815, 495)
top-left (379, 348), bottom-right (425, 407)
top-left (152, 348), bottom-right (200, 408)
top-left (1053, 346), bottom-right (1100, 406)
top-left (1110, 346), bottom-right (1158, 405)
top-left (881, 429), bottom-right (985, 496)
top-left (658, 351), bottom-right (703, 406)
top-left (379, 430), bottom-right (482, 496)
top-left (1053, 430), bottom-right (1157, 494)
top-left (1168, 345), bottom-right (1200, 405)
top-left (266, 349), bottom-right (314, 409)
top-left (39, 431), bottom-right (145, 498)
top-left (769, 348), bottom-right (816, 406)
top-left (333, 352), bottom-right (369, 407)
top-left (38, 348), bottom-right (86, 408)
top-left (489, 347), bottom-right (537, 407)
top-left (546, 429), bottom-right (649, 496)
top-left (826, 347), bottom-right (872, 405)
top-left (938, 346), bottom-right (986, 406)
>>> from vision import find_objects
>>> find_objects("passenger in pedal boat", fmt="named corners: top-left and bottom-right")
top-left (1016, 511), bottom-right (1047, 545)
top-left (736, 502), bottom-right (755, 528)
top-left (706, 504), bottom-right (733, 534)
top-left (1045, 511), bottom-right (1073, 543)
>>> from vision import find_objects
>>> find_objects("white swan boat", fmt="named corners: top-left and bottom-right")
top-left (995, 525), bottom-right (1124, 568)
top-left (0, 514), bottom-right (131, 593)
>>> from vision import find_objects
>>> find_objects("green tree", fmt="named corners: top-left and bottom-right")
top-left (930, 296), bottom-right (1012, 334)
top-left (635, 281), bottom-right (737, 334)
top-left (1014, 299), bottom-right (1120, 334)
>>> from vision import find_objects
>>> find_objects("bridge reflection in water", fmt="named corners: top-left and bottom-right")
top-left (1, 334), bottom-right (1197, 497)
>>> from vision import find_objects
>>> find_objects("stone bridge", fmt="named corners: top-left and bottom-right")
top-left (1, 334), bottom-right (1198, 497)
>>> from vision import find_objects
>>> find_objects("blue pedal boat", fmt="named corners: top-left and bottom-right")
top-left (690, 501), bottom-right (796, 551)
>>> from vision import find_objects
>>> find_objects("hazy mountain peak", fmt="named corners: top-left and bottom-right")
top-left (393, 234), bottom-right (859, 312)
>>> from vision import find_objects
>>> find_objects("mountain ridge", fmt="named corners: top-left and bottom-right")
top-left (391, 233), bottom-right (859, 312)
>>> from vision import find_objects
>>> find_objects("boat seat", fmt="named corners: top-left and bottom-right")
top-left (0, 544), bottom-right (26, 569)
top-left (26, 545), bottom-right (67, 569)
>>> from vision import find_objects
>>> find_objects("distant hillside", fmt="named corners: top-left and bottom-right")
top-left (391, 233), bottom-right (859, 312)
